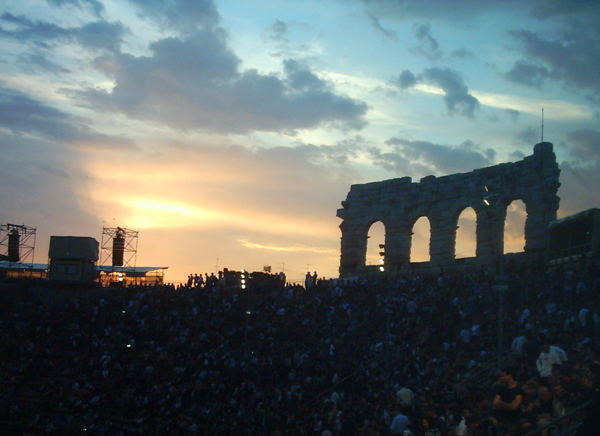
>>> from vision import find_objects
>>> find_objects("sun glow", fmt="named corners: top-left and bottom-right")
top-left (104, 196), bottom-right (335, 238)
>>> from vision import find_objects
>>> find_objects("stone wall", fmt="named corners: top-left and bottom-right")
top-left (337, 142), bottom-right (560, 276)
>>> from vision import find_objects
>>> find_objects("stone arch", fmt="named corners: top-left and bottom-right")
top-left (504, 199), bottom-right (527, 253)
top-left (455, 206), bottom-right (478, 258)
top-left (337, 143), bottom-right (560, 276)
top-left (410, 215), bottom-right (431, 262)
top-left (366, 221), bottom-right (386, 265)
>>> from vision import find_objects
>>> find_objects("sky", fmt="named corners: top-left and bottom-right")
top-left (0, 0), bottom-right (598, 284)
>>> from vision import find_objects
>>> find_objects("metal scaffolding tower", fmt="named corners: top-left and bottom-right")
top-left (100, 227), bottom-right (138, 268)
top-left (0, 223), bottom-right (36, 265)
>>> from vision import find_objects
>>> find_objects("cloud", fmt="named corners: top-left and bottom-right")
top-left (0, 13), bottom-right (125, 52)
top-left (505, 60), bottom-right (549, 88)
top-left (507, 25), bottom-right (600, 101)
top-left (422, 67), bottom-right (480, 118)
top-left (383, 137), bottom-right (493, 174)
top-left (80, 140), bottom-right (362, 244)
top-left (238, 239), bottom-right (337, 255)
top-left (75, 21), bottom-right (127, 52)
top-left (510, 150), bottom-right (525, 160)
top-left (0, 130), bottom-right (101, 247)
top-left (18, 52), bottom-right (71, 74)
top-left (286, 136), bottom-right (363, 165)
top-left (515, 126), bottom-right (538, 145)
top-left (412, 22), bottom-right (442, 60)
top-left (356, 0), bottom-right (527, 23)
top-left (566, 129), bottom-right (600, 162)
top-left (558, 159), bottom-right (600, 217)
top-left (367, 13), bottom-right (397, 40)
top-left (284, 59), bottom-right (327, 91)
top-left (0, 86), bottom-right (134, 150)
top-left (0, 13), bottom-right (68, 40)
top-left (391, 67), bottom-right (479, 118)
top-left (530, 0), bottom-right (600, 20)
top-left (76, 31), bottom-right (367, 133)
top-left (46, 0), bottom-right (104, 17)
top-left (367, 146), bottom-right (422, 175)
top-left (126, 0), bottom-right (219, 33)
top-left (264, 19), bottom-right (289, 43)
top-left (450, 48), bottom-right (473, 59)
top-left (393, 69), bottom-right (417, 89)
top-left (505, 108), bottom-right (520, 121)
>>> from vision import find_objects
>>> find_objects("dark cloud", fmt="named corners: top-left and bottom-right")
top-left (76, 32), bottom-right (367, 133)
top-left (507, 25), bottom-right (600, 101)
top-left (530, 0), bottom-right (600, 20)
top-left (484, 147), bottom-right (496, 161)
top-left (264, 19), bottom-right (289, 43)
top-left (450, 48), bottom-right (473, 59)
top-left (412, 22), bottom-right (442, 60)
top-left (367, 146), bottom-right (420, 175)
top-left (18, 52), bottom-right (71, 74)
top-left (0, 131), bottom-right (100, 242)
top-left (558, 160), bottom-right (600, 216)
top-left (391, 67), bottom-right (479, 118)
top-left (566, 129), bottom-right (600, 162)
top-left (126, 0), bottom-right (219, 33)
top-left (76, 21), bottom-right (126, 52)
top-left (383, 137), bottom-right (492, 174)
top-left (0, 13), bottom-right (68, 40)
top-left (356, 0), bottom-right (526, 23)
top-left (393, 70), bottom-right (417, 89)
top-left (422, 68), bottom-right (480, 118)
top-left (284, 59), bottom-right (327, 91)
top-left (0, 86), bottom-right (134, 150)
top-left (46, 0), bottom-right (104, 16)
top-left (367, 13), bottom-right (397, 40)
top-left (505, 60), bottom-right (549, 88)
top-left (292, 136), bottom-right (364, 165)
top-left (0, 13), bottom-right (125, 52)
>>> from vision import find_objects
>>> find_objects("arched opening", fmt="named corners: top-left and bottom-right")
top-left (410, 216), bottom-right (431, 262)
top-left (456, 207), bottom-right (477, 258)
top-left (366, 221), bottom-right (386, 266)
top-left (504, 199), bottom-right (526, 253)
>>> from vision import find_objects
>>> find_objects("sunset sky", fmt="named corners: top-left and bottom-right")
top-left (1, 0), bottom-right (598, 283)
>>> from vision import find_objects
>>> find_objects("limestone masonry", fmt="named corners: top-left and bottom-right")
top-left (337, 142), bottom-right (560, 276)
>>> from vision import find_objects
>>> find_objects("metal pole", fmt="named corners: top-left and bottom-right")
top-left (497, 282), bottom-right (503, 368)
top-left (496, 251), bottom-right (507, 369)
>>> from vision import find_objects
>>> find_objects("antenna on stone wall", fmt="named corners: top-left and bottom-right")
top-left (541, 108), bottom-right (544, 142)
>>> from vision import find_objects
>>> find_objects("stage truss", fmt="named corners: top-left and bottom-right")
top-left (100, 227), bottom-right (138, 268)
top-left (0, 223), bottom-right (36, 264)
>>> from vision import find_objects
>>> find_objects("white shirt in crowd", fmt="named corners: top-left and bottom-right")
top-left (536, 345), bottom-right (568, 377)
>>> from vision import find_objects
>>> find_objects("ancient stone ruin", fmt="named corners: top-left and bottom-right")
top-left (337, 142), bottom-right (560, 276)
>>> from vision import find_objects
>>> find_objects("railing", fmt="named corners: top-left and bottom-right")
top-left (523, 399), bottom-right (593, 436)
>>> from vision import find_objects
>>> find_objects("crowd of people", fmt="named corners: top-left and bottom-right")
top-left (1, 258), bottom-right (600, 435)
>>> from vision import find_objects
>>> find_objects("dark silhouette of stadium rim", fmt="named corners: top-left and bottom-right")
top-left (337, 142), bottom-right (560, 276)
